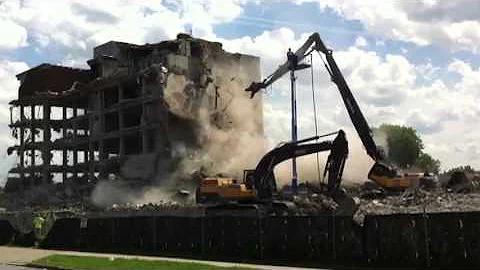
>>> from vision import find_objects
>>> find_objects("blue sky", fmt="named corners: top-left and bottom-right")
top-left (1, 0), bottom-right (480, 179)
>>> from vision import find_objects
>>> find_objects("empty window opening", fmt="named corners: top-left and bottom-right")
top-left (123, 106), bottom-right (142, 128)
top-left (124, 134), bottom-right (142, 155)
top-left (105, 112), bottom-right (119, 132)
top-left (123, 80), bottom-right (141, 99)
top-left (104, 86), bottom-right (119, 108)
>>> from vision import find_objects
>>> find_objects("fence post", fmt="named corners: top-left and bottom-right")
top-left (258, 215), bottom-right (263, 260)
top-left (423, 211), bottom-right (430, 268)
top-left (201, 216), bottom-right (205, 258)
top-left (111, 219), bottom-right (115, 251)
top-left (152, 216), bottom-right (157, 253)
top-left (332, 212), bottom-right (336, 261)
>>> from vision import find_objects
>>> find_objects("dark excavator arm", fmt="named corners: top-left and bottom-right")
top-left (249, 131), bottom-right (348, 200)
top-left (320, 42), bottom-right (378, 161)
top-left (246, 32), bottom-right (380, 162)
top-left (251, 140), bottom-right (332, 199)
top-left (245, 33), bottom-right (325, 98)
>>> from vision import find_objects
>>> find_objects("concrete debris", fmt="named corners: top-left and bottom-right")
top-left (289, 193), bottom-right (338, 214)
top-left (445, 170), bottom-right (480, 193)
top-left (354, 188), bottom-right (480, 224)
top-left (108, 201), bottom-right (186, 212)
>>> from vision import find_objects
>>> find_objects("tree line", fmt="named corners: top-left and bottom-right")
top-left (374, 124), bottom-right (442, 174)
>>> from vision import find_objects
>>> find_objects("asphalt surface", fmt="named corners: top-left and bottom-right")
top-left (0, 246), bottom-right (315, 270)
top-left (0, 266), bottom-right (38, 270)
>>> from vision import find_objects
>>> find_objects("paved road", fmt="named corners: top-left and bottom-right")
top-left (0, 246), bottom-right (316, 270)
top-left (0, 266), bottom-right (38, 270)
top-left (0, 247), bottom-right (51, 265)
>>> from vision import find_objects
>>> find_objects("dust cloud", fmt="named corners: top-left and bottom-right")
top-left (274, 132), bottom-right (375, 186)
top-left (91, 64), bottom-right (268, 207)
top-left (90, 180), bottom-right (182, 208)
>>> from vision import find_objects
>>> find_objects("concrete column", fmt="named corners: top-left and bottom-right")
top-left (142, 130), bottom-right (149, 154)
top-left (19, 105), bottom-right (25, 189)
top-left (88, 109), bottom-right (95, 182)
top-left (84, 150), bottom-right (88, 165)
top-left (30, 105), bottom-right (35, 186)
top-left (140, 79), bottom-right (149, 154)
top-left (62, 106), bottom-right (67, 183)
top-left (99, 91), bottom-right (107, 178)
top-left (42, 104), bottom-right (51, 185)
top-left (73, 104), bottom-right (78, 180)
top-left (118, 86), bottom-right (125, 156)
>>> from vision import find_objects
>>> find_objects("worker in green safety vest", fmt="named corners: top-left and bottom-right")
top-left (32, 215), bottom-right (45, 243)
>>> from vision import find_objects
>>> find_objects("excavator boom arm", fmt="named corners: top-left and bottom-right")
top-left (245, 33), bottom-right (326, 98)
top-left (254, 141), bottom-right (333, 179)
top-left (251, 140), bottom-right (332, 199)
top-left (250, 131), bottom-right (349, 199)
top-left (323, 50), bottom-right (378, 161)
top-left (246, 32), bottom-right (379, 161)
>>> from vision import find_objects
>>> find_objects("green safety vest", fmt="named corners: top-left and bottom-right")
top-left (33, 216), bottom-right (45, 229)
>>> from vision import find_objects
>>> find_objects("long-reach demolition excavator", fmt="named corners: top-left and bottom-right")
top-left (245, 32), bottom-right (434, 192)
top-left (196, 32), bottom-right (432, 214)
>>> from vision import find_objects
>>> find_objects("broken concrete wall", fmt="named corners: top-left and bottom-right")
top-left (107, 35), bottom-right (265, 182)
top-left (85, 34), bottom-right (265, 206)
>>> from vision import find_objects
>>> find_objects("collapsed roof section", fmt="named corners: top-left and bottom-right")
top-left (16, 64), bottom-right (92, 99)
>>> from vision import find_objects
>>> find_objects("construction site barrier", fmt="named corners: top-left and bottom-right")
top-left (3, 211), bottom-right (480, 268)
top-left (33, 214), bottom-right (361, 265)
top-left (364, 211), bottom-right (480, 269)
top-left (0, 219), bottom-right (15, 245)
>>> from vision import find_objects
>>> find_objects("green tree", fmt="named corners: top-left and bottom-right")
top-left (443, 165), bottom-right (476, 174)
top-left (376, 124), bottom-right (424, 168)
top-left (414, 152), bottom-right (441, 174)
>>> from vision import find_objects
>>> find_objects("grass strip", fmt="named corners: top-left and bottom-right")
top-left (32, 254), bottom-right (257, 269)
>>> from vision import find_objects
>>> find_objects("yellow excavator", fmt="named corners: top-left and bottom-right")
top-left (245, 32), bottom-right (434, 191)
top-left (196, 131), bottom-right (358, 215)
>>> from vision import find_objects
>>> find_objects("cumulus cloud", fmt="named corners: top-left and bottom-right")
top-left (0, 60), bottom-right (28, 163)
top-left (0, 60), bottom-right (29, 104)
top-left (354, 36), bottom-right (368, 47)
top-left (0, 17), bottom-right (28, 50)
top-left (335, 48), bottom-right (415, 106)
top-left (299, 0), bottom-right (480, 54)
top-left (0, 0), bottom-right (246, 65)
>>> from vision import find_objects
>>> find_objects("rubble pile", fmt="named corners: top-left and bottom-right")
top-left (289, 193), bottom-right (338, 215)
top-left (107, 201), bottom-right (191, 212)
top-left (354, 188), bottom-right (480, 223)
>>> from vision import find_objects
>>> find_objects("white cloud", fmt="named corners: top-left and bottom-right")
top-left (300, 0), bottom-right (480, 54)
top-left (335, 47), bottom-right (415, 107)
top-left (415, 61), bottom-right (440, 81)
top-left (0, 60), bottom-right (28, 164)
top-left (0, 60), bottom-right (29, 103)
top-left (0, 0), bottom-right (246, 62)
top-left (0, 18), bottom-right (28, 50)
top-left (354, 36), bottom-right (368, 47)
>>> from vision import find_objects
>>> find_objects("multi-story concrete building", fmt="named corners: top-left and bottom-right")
top-left (5, 34), bottom-right (262, 196)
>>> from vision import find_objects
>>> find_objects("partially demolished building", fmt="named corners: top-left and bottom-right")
top-left (5, 34), bottom-right (263, 195)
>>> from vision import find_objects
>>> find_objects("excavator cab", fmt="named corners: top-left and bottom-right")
top-left (368, 162), bottom-right (429, 190)
top-left (243, 169), bottom-right (255, 189)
